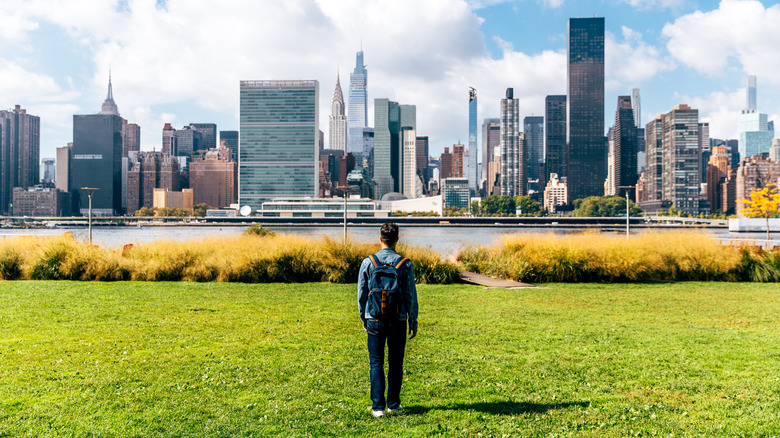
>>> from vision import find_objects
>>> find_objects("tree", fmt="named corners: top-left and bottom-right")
top-left (470, 200), bottom-right (480, 216)
top-left (738, 184), bottom-right (780, 240)
top-left (480, 195), bottom-right (515, 216)
top-left (572, 196), bottom-right (642, 217)
top-left (514, 196), bottom-right (541, 216)
top-left (135, 207), bottom-right (155, 217)
top-left (193, 203), bottom-right (211, 217)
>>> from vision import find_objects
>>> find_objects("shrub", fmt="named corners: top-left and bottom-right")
top-left (458, 232), bottom-right (744, 283)
top-left (0, 247), bottom-right (23, 280)
top-left (244, 223), bottom-right (276, 237)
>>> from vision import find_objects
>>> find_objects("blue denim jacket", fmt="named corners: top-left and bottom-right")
top-left (357, 248), bottom-right (418, 331)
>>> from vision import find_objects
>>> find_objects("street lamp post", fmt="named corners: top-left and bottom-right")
top-left (337, 185), bottom-right (351, 243)
top-left (618, 186), bottom-right (636, 239)
top-left (81, 187), bottom-right (100, 244)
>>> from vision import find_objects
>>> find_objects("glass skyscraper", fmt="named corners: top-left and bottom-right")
top-left (238, 80), bottom-right (319, 211)
top-left (347, 51), bottom-right (368, 158)
top-left (567, 17), bottom-right (605, 202)
top-left (524, 116), bottom-right (544, 185)
top-left (544, 95), bottom-right (566, 188)
top-left (71, 113), bottom-right (123, 216)
top-left (468, 88), bottom-right (478, 195)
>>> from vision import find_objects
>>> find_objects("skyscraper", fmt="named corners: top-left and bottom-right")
top-left (190, 123), bottom-right (217, 151)
top-left (453, 144), bottom-right (465, 178)
top-left (544, 95), bottom-right (566, 188)
top-left (415, 136), bottom-right (429, 191)
top-left (567, 17), bottom-right (605, 202)
top-left (162, 123), bottom-right (177, 156)
top-left (500, 88), bottom-right (521, 196)
top-left (347, 50), bottom-right (368, 157)
top-left (329, 74), bottom-right (347, 152)
top-left (122, 120), bottom-right (140, 157)
top-left (0, 105), bottom-right (40, 214)
top-left (373, 99), bottom-right (415, 198)
top-left (468, 87), bottom-right (478, 195)
top-left (56, 144), bottom-right (71, 194)
top-left (607, 96), bottom-right (638, 199)
top-left (440, 147), bottom-right (453, 180)
top-left (523, 116), bottom-right (544, 185)
top-left (238, 80), bottom-right (319, 210)
top-left (402, 127), bottom-right (421, 198)
top-left (631, 88), bottom-right (641, 129)
top-left (706, 145), bottom-right (730, 213)
top-left (71, 78), bottom-right (124, 216)
top-left (746, 75), bottom-right (757, 112)
top-left (661, 104), bottom-right (700, 215)
top-left (643, 115), bottom-right (663, 205)
top-left (481, 118), bottom-right (500, 193)
top-left (739, 111), bottom-right (773, 158)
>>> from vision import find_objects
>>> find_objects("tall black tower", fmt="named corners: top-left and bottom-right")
top-left (567, 17), bottom-right (605, 202)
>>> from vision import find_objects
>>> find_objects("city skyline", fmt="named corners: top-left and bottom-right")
top-left (0, 0), bottom-right (779, 161)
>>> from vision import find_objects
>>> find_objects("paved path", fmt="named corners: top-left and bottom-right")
top-left (459, 271), bottom-right (536, 288)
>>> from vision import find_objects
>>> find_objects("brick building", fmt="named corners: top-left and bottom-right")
top-left (189, 146), bottom-right (237, 209)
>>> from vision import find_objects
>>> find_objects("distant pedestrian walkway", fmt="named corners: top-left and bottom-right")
top-left (459, 271), bottom-right (536, 289)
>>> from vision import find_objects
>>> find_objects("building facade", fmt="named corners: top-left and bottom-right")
top-left (162, 123), bottom-right (177, 156)
top-left (71, 111), bottom-right (123, 216)
top-left (544, 95), bottom-right (567, 189)
top-left (481, 118), bottom-right (500, 193)
top-left (567, 17), bottom-right (605, 202)
top-left (706, 145), bottom-right (730, 213)
top-left (0, 105), bottom-right (40, 214)
top-left (608, 96), bottom-right (638, 199)
top-left (543, 173), bottom-right (567, 213)
top-left (415, 136), bottom-right (429, 193)
top-left (12, 186), bottom-right (70, 217)
top-left (189, 146), bottom-right (237, 209)
top-left (442, 177), bottom-right (470, 210)
top-left (122, 120), bottom-right (140, 157)
top-left (735, 155), bottom-right (780, 217)
top-left (440, 147), bottom-right (453, 181)
top-left (500, 88), bottom-right (521, 196)
top-left (190, 123), bottom-right (217, 151)
top-left (738, 110), bottom-right (773, 158)
top-left (661, 104), bottom-right (700, 215)
top-left (524, 115), bottom-right (544, 188)
top-left (238, 80), bottom-right (319, 210)
top-left (56, 144), bottom-right (71, 193)
top-left (453, 144), bottom-right (465, 178)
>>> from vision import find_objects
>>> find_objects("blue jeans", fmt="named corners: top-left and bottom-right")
top-left (366, 318), bottom-right (407, 410)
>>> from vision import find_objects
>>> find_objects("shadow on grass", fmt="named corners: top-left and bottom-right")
top-left (404, 401), bottom-right (590, 416)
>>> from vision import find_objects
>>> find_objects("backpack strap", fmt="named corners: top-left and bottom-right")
top-left (395, 257), bottom-right (409, 270)
top-left (369, 254), bottom-right (379, 268)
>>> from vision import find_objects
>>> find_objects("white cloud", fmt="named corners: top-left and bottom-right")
top-left (620, 0), bottom-right (688, 10)
top-left (662, 0), bottom-right (780, 84)
top-left (674, 88), bottom-right (743, 139)
top-left (605, 26), bottom-right (675, 91)
top-left (0, 8), bottom-right (38, 41)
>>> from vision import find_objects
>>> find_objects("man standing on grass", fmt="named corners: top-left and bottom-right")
top-left (357, 222), bottom-right (418, 418)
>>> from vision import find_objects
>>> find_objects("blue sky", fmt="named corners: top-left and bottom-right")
top-left (0, 0), bottom-right (778, 161)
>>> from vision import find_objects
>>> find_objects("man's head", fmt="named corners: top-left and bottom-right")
top-left (380, 222), bottom-right (399, 248)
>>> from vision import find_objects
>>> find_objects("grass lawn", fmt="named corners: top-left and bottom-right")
top-left (0, 282), bottom-right (778, 437)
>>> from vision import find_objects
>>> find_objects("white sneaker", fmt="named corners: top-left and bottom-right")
top-left (372, 409), bottom-right (385, 418)
top-left (387, 405), bottom-right (403, 414)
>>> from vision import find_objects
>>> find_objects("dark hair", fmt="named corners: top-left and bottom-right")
top-left (380, 222), bottom-right (399, 246)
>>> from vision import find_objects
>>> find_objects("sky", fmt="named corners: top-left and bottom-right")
top-left (1, 0), bottom-right (779, 161)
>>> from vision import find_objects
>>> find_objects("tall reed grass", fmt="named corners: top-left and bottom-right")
top-left (457, 231), bottom-right (780, 282)
top-left (0, 232), bottom-right (460, 284)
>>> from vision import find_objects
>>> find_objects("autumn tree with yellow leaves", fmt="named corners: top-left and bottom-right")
top-left (738, 183), bottom-right (780, 240)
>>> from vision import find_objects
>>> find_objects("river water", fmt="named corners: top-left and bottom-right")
top-left (1, 225), bottom-right (775, 258)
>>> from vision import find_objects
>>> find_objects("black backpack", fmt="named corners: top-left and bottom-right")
top-left (367, 254), bottom-right (408, 321)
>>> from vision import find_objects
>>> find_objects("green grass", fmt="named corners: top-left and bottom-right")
top-left (1, 282), bottom-right (779, 437)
